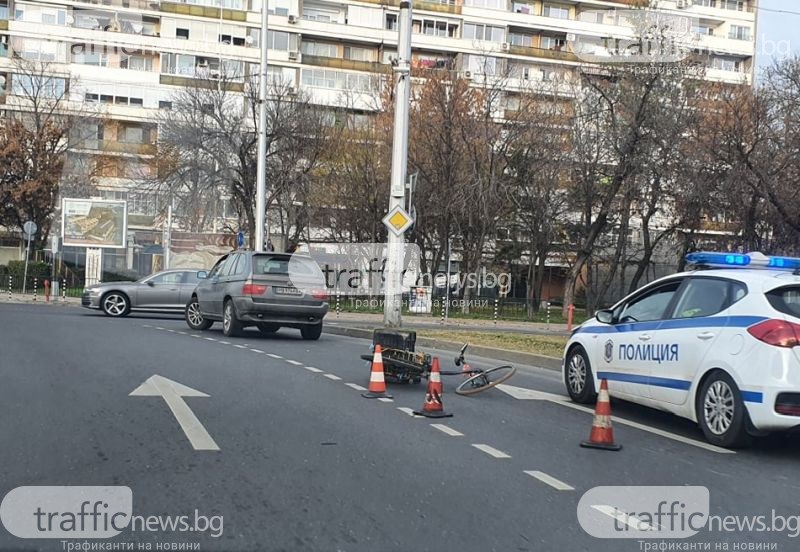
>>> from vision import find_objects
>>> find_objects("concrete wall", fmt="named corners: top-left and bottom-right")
top-left (0, 247), bottom-right (21, 266)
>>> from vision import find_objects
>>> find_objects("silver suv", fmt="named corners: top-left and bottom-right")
top-left (185, 251), bottom-right (329, 340)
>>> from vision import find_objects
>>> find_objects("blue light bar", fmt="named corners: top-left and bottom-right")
top-left (685, 251), bottom-right (800, 270)
top-left (685, 252), bottom-right (750, 266)
top-left (768, 256), bottom-right (800, 270)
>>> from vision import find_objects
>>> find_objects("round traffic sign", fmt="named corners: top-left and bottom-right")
top-left (23, 221), bottom-right (37, 236)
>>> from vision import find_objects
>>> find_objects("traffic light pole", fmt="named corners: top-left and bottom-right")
top-left (383, 0), bottom-right (412, 328)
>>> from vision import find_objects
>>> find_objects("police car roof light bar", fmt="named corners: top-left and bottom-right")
top-left (685, 251), bottom-right (800, 270)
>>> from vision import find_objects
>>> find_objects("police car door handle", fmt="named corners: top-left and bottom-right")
top-left (697, 331), bottom-right (715, 340)
top-left (638, 334), bottom-right (651, 341)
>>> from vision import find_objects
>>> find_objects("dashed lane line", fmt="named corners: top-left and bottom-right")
top-left (591, 505), bottom-right (657, 531)
top-left (286, 359), bottom-right (303, 366)
top-left (304, 366), bottom-right (324, 373)
top-left (524, 471), bottom-right (574, 491)
top-left (233, 344), bottom-right (247, 349)
top-left (472, 444), bottom-right (511, 459)
top-left (249, 348), bottom-right (265, 353)
top-left (266, 353), bottom-right (282, 359)
top-left (323, 374), bottom-right (342, 381)
top-left (345, 383), bottom-right (367, 391)
top-left (377, 397), bottom-right (394, 403)
top-left (397, 407), bottom-right (423, 418)
top-left (430, 424), bottom-right (463, 437)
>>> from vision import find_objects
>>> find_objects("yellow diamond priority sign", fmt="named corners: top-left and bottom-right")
top-left (383, 206), bottom-right (413, 236)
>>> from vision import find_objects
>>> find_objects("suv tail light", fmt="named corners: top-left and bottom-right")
top-left (243, 282), bottom-right (268, 295)
top-left (747, 319), bottom-right (800, 348)
top-left (311, 289), bottom-right (328, 300)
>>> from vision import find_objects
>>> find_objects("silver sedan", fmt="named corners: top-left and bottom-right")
top-left (82, 269), bottom-right (207, 317)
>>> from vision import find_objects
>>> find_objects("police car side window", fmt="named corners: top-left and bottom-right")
top-left (672, 278), bottom-right (733, 319)
top-left (617, 281), bottom-right (682, 323)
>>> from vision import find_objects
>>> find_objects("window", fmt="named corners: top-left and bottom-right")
top-left (120, 125), bottom-right (145, 144)
top-left (672, 278), bottom-right (741, 319)
top-left (302, 41), bottom-right (338, 58)
top-left (541, 35), bottom-right (566, 50)
top-left (413, 17), bottom-right (458, 38)
top-left (11, 74), bottom-right (66, 98)
top-left (509, 32), bottom-right (533, 47)
top-left (511, 2), bottom-right (534, 14)
top-left (300, 69), bottom-right (371, 90)
top-left (463, 0), bottom-right (505, 9)
top-left (710, 55), bottom-right (742, 72)
top-left (159, 101), bottom-right (173, 110)
top-left (148, 272), bottom-right (183, 285)
top-left (728, 25), bottom-right (750, 40)
top-left (129, 98), bottom-right (144, 107)
top-left (616, 280), bottom-right (683, 323)
top-left (766, 287), bottom-right (800, 319)
top-left (692, 25), bottom-right (714, 36)
top-left (266, 30), bottom-right (291, 51)
top-left (695, 0), bottom-right (716, 6)
top-left (219, 255), bottom-right (239, 277)
top-left (208, 256), bottom-right (228, 278)
top-left (385, 13), bottom-right (397, 30)
top-left (543, 3), bottom-right (569, 19)
top-left (183, 271), bottom-right (203, 285)
top-left (463, 23), bottom-right (504, 42)
top-left (302, 7), bottom-right (339, 22)
top-left (176, 28), bottom-right (189, 39)
top-left (344, 46), bottom-right (374, 62)
top-left (121, 54), bottom-right (153, 71)
top-left (720, 0), bottom-right (745, 11)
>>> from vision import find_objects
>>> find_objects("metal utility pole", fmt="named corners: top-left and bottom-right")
top-left (254, 0), bottom-right (269, 251)
top-left (383, 0), bottom-right (412, 328)
top-left (444, 237), bottom-right (452, 323)
top-left (164, 202), bottom-right (173, 269)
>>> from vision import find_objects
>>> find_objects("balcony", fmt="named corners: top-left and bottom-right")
top-left (77, 140), bottom-right (157, 156)
top-left (159, 73), bottom-right (245, 91)
top-left (301, 54), bottom-right (391, 74)
top-left (416, 1), bottom-right (462, 15)
top-left (508, 45), bottom-right (578, 63)
top-left (160, 1), bottom-right (247, 22)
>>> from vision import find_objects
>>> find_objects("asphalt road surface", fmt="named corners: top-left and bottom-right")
top-left (1, 303), bottom-right (799, 551)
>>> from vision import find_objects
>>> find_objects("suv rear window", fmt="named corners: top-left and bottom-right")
top-left (253, 255), bottom-right (321, 277)
top-left (766, 287), bottom-right (800, 319)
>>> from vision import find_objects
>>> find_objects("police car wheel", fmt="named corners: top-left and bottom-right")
top-left (697, 371), bottom-right (752, 448)
top-left (565, 345), bottom-right (597, 404)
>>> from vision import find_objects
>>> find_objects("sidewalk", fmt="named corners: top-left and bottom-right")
top-left (326, 311), bottom-right (569, 335)
top-left (0, 291), bottom-right (81, 306)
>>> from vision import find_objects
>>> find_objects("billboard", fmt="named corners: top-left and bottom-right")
top-left (62, 199), bottom-right (127, 248)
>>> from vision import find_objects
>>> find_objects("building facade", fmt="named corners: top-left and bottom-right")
top-left (0, 0), bottom-right (758, 274)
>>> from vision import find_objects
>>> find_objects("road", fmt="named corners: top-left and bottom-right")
top-left (1, 302), bottom-right (799, 551)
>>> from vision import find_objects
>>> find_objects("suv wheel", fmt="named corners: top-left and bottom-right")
top-left (186, 297), bottom-right (212, 330)
top-left (697, 371), bottom-right (752, 448)
top-left (222, 299), bottom-right (243, 337)
top-left (300, 323), bottom-right (323, 341)
top-left (564, 345), bottom-right (597, 404)
top-left (101, 292), bottom-right (130, 317)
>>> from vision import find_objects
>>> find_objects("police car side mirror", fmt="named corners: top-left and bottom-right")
top-left (595, 309), bottom-right (614, 324)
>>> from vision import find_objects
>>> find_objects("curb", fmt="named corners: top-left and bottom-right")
top-left (323, 324), bottom-right (562, 372)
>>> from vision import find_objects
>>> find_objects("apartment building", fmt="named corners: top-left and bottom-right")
top-left (0, 0), bottom-right (758, 272)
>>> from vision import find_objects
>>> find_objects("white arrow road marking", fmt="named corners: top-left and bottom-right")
top-left (591, 505), bottom-right (658, 531)
top-left (525, 470), bottom-right (574, 491)
top-left (495, 384), bottom-right (734, 454)
top-left (130, 376), bottom-right (219, 451)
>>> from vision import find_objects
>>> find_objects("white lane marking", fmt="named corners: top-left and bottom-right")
top-left (345, 383), bottom-right (367, 391)
top-left (323, 374), bottom-right (342, 381)
top-left (397, 407), bottom-right (423, 418)
top-left (219, 341), bottom-right (230, 345)
top-left (249, 348), bottom-right (264, 353)
top-left (155, 326), bottom-right (165, 330)
top-left (430, 424), bottom-right (463, 437)
top-left (204, 337), bottom-right (216, 342)
top-left (472, 444), bottom-right (511, 459)
top-left (377, 397), bottom-right (394, 403)
top-left (129, 375), bottom-right (219, 452)
top-left (497, 384), bottom-right (735, 455)
top-left (190, 334), bottom-right (201, 338)
top-left (142, 324), bottom-right (153, 328)
top-left (286, 359), bottom-right (302, 365)
top-left (167, 329), bottom-right (176, 333)
top-left (591, 505), bottom-right (658, 531)
top-left (233, 344), bottom-right (247, 349)
top-left (267, 354), bottom-right (282, 359)
top-left (525, 471), bottom-right (574, 491)
top-left (177, 331), bottom-right (187, 335)
top-left (304, 366), bottom-right (324, 373)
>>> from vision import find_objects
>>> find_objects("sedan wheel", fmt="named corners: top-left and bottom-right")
top-left (564, 345), bottom-right (596, 404)
top-left (697, 371), bottom-right (751, 448)
top-left (102, 293), bottom-right (129, 317)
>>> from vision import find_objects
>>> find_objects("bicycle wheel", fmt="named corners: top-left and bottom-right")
top-left (455, 365), bottom-right (517, 396)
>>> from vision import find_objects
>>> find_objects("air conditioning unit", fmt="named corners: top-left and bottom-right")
top-left (464, 70), bottom-right (472, 79)
top-left (288, 50), bottom-right (300, 61)
top-left (566, 33), bottom-right (576, 42)
top-left (501, 42), bottom-right (509, 51)
top-left (288, 14), bottom-right (298, 23)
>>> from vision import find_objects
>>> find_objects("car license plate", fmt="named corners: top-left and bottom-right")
top-left (274, 286), bottom-right (302, 296)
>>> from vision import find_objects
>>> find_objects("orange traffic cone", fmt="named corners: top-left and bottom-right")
top-left (580, 379), bottom-right (621, 451)
top-left (414, 357), bottom-right (452, 418)
top-left (362, 344), bottom-right (393, 399)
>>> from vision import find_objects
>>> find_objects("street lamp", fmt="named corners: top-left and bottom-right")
top-left (254, 0), bottom-right (269, 251)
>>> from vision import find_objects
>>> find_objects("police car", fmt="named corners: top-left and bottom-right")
top-left (563, 252), bottom-right (800, 448)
